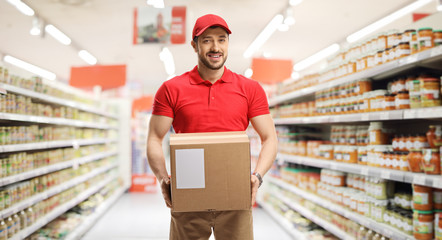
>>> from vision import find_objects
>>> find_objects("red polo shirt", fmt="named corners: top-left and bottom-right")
top-left (152, 66), bottom-right (269, 133)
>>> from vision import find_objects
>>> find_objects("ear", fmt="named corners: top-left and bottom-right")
top-left (191, 40), bottom-right (198, 53)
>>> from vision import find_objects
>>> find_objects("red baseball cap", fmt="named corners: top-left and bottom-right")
top-left (192, 14), bottom-right (232, 39)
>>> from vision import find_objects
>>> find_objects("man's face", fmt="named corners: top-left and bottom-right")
top-left (192, 27), bottom-right (229, 70)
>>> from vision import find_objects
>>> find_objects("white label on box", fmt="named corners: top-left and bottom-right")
top-left (175, 149), bottom-right (205, 189)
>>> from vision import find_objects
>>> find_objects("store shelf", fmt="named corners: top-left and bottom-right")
top-left (64, 186), bottom-right (127, 240)
top-left (0, 150), bottom-right (118, 187)
top-left (268, 176), bottom-right (414, 240)
top-left (0, 138), bottom-right (117, 153)
top-left (13, 175), bottom-right (119, 240)
top-left (274, 107), bottom-right (442, 125)
top-left (1, 83), bottom-right (118, 119)
top-left (256, 197), bottom-right (307, 240)
top-left (269, 46), bottom-right (442, 106)
top-left (0, 162), bottom-right (118, 219)
top-left (270, 190), bottom-right (354, 240)
top-left (0, 112), bottom-right (115, 129)
top-left (279, 153), bottom-right (442, 189)
top-left (0, 87), bottom-right (6, 95)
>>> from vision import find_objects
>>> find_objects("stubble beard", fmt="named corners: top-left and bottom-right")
top-left (198, 52), bottom-right (227, 70)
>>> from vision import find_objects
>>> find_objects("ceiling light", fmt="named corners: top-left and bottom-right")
top-left (437, 0), bottom-right (442, 11)
top-left (159, 47), bottom-right (175, 76)
top-left (45, 24), bottom-right (72, 45)
top-left (347, 0), bottom-right (433, 43)
top-left (289, 0), bottom-right (303, 6)
top-left (284, 16), bottom-right (296, 26)
top-left (291, 71), bottom-right (300, 80)
top-left (3, 55), bottom-right (56, 80)
top-left (243, 14), bottom-right (284, 58)
top-left (6, 0), bottom-right (35, 16)
top-left (30, 17), bottom-right (43, 36)
top-left (278, 23), bottom-right (289, 32)
top-left (147, 0), bottom-right (164, 8)
top-left (244, 68), bottom-right (253, 78)
top-left (293, 43), bottom-right (340, 72)
top-left (78, 50), bottom-right (97, 65)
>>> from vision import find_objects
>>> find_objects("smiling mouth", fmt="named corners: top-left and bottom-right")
top-left (208, 53), bottom-right (222, 59)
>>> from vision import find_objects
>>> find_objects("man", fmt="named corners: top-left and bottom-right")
top-left (147, 14), bottom-right (277, 240)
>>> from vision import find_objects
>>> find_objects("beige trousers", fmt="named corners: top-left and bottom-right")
top-left (169, 209), bottom-right (253, 240)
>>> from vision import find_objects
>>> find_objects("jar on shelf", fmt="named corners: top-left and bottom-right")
top-left (397, 42), bottom-right (411, 58)
top-left (436, 211), bottom-right (442, 240)
top-left (403, 29), bottom-right (416, 44)
top-left (435, 189), bottom-right (442, 210)
top-left (383, 93), bottom-right (396, 110)
top-left (367, 52), bottom-right (376, 69)
top-left (375, 50), bottom-right (384, 65)
top-left (369, 122), bottom-right (390, 145)
top-left (418, 28), bottom-right (434, 51)
top-left (421, 148), bottom-right (440, 175)
top-left (411, 32), bottom-right (419, 54)
top-left (420, 77), bottom-right (441, 108)
top-left (371, 90), bottom-right (388, 111)
top-left (395, 91), bottom-right (411, 109)
top-left (399, 152), bottom-right (410, 171)
top-left (408, 149), bottom-right (424, 172)
top-left (358, 146), bottom-right (368, 165)
top-left (410, 79), bottom-right (422, 108)
top-left (414, 134), bottom-right (430, 150)
top-left (413, 210), bottom-right (434, 240)
top-left (319, 145), bottom-right (334, 160)
top-left (413, 184), bottom-right (433, 211)
top-left (434, 30), bottom-right (442, 47)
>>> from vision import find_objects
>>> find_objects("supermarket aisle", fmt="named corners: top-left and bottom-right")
top-left (83, 190), bottom-right (293, 240)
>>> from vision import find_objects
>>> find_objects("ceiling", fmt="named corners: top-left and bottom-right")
top-left (0, 0), bottom-right (439, 96)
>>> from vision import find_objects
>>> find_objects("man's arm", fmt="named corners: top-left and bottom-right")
top-left (250, 114), bottom-right (278, 205)
top-left (147, 114), bottom-right (174, 208)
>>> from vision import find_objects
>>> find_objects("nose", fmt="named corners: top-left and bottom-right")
top-left (210, 41), bottom-right (220, 52)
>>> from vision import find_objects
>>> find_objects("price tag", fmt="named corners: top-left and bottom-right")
top-left (430, 45), bottom-right (442, 57)
top-left (404, 109), bottom-right (416, 119)
top-left (381, 170), bottom-right (391, 179)
top-left (433, 178), bottom-right (442, 189)
top-left (413, 175), bottom-right (426, 185)
top-left (361, 168), bottom-right (369, 176)
top-left (72, 140), bottom-right (80, 150)
top-left (380, 112), bottom-right (390, 120)
top-left (361, 113), bottom-right (370, 121)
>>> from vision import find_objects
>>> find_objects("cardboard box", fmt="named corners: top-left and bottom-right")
top-left (169, 131), bottom-right (251, 212)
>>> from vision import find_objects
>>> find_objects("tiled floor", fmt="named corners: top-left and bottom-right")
top-left (83, 190), bottom-right (292, 240)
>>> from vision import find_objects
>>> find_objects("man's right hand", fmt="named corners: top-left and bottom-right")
top-left (160, 177), bottom-right (172, 208)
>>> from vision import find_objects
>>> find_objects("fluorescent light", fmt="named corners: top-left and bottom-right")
top-left (159, 47), bottom-right (175, 76)
top-left (147, 0), bottom-right (164, 8)
top-left (289, 0), bottom-right (303, 6)
top-left (3, 55), bottom-right (56, 80)
top-left (7, 0), bottom-right (34, 16)
top-left (45, 24), bottom-right (71, 45)
top-left (244, 68), bottom-right (253, 78)
top-left (347, 0), bottom-right (433, 43)
top-left (30, 27), bottom-right (40, 36)
top-left (293, 43), bottom-right (340, 72)
top-left (243, 14), bottom-right (283, 58)
top-left (438, 0), bottom-right (442, 11)
top-left (78, 50), bottom-right (97, 65)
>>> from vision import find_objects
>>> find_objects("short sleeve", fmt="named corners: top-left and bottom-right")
top-left (152, 82), bottom-right (174, 118)
top-left (247, 81), bottom-right (270, 119)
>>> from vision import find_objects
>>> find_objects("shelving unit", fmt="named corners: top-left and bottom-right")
top-left (269, 190), bottom-right (354, 240)
top-left (64, 186), bottom-right (128, 240)
top-left (269, 46), bottom-right (442, 107)
top-left (278, 153), bottom-right (442, 188)
top-left (0, 150), bottom-right (117, 187)
top-left (13, 175), bottom-right (121, 240)
top-left (1, 83), bottom-right (118, 119)
top-left (256, 197), bottom-right (307, 240)
top-left (0, 112), bottom-right (116, 129)
top-left (0, 162), bottom-right (118, 220)
top-left (0, 138), bottom-right (116, 153)
top-left (0, 69), bottom-right (131, 238)
top-left (267, 176), bottom-right (414, 240)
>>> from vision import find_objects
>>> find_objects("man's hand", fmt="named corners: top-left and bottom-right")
top-left (160, 177), bottom-right (172, 208)
top-left (251, 174), bottom-right (260, 206)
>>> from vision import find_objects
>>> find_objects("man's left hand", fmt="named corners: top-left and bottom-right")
top-left (251, 174), bottom-right (260, 206)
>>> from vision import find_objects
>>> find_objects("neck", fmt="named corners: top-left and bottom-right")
top-left (197, 63), bottom-right (224, 84)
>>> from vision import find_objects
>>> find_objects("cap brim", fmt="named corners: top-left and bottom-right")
top-left (195, 24), bottom-right (232, 38)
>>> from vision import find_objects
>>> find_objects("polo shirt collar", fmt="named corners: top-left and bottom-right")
top-left (189, 66), bottom-right (233, 85)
